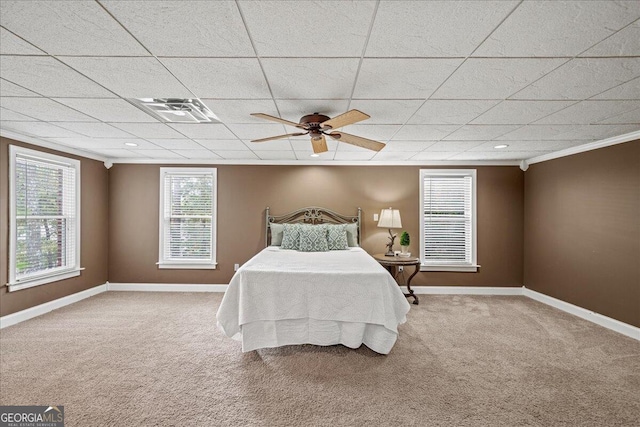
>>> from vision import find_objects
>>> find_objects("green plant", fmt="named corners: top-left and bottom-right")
top-left (400, 231), bottom-right (410, 247)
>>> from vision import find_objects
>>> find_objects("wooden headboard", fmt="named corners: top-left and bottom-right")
top-left (265, 206), bottom-right (361, 247)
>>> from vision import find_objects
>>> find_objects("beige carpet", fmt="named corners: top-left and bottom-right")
top-left (1, 292), bottom-right (638, 427)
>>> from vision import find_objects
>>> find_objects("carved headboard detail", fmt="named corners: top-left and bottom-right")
top-left (265, 206), bottom-right (361, 247)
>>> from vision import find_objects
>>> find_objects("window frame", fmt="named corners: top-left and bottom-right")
top-left (158, 167), bottom-right (218, 270)
top-left (8, 145), bottom-right (82, 292)
top-left (419, 169), bottom-right (479, 272)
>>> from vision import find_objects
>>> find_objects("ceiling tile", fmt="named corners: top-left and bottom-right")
top-left (391, 125), bottom-right (458, 141)
top-left (275, 100), bottom-right (350, 122)
top-left (448, 151), bottom-right (547, 161)
top-left (194, 139), bottom-right (250, 151)
top-left (0, 56), bottom-right (115, 97)
top-left (53, 98), bottom-right (158, 123)
top-left (1, 107), bottom-right (38, 121)
top-left (433, 58), bottom-right (565, 99)
top-left (215, 151), bottom-right (259, 160)
top-left (535, 101), bottom-right (640, 125)
top-left (496, 125), bottom-right (581, 141)
top-left (593, 77), bottom-right (640, 100)
top-left (144, 139), bottom-right (203, 150)
top-left (512, 58), bottom-right (640, 100)
top-left (0, 79), bottom-right (40, 97)
top-left (340, 124), bottom-right (402, 141)
top-left (110, 123), bottom-right (184, 139)
top-left (243, 139), bottom-right (292, 151)
top-left (0, 97), bottom-right (96, 122)
top-left (582, 21), bottom-right (640, 57)
top-left (1, 121), bottom-right (83, 138)
top-left (468, 140), bottom-right (586, 152)
top-left (167, 123), bottom-right (237, 139)
top-left (162, 58), bottom-right (270, 99)
top-left (240, 1), bottom-right (375, 57)
top-left (551, 124), bottom-right (639, 141)
top-left (226, 123), bottom-right (285, 140)
top-left (411, 151), bottom-right (455, 160)
top-left (54, 122), bottom-right (135, 138)
top-left (84, 148), bottom-right (143, 158)
top-left (597, 108), bottom-right (640, 124)
top-left (408, 100), bottom-right (499, 125)
top-left (171, 150), bottom-right (222, 159)
top-left (367, 1), bottom-right (516, 57)
top-left (0, 27), bottom-right (44, 55)
top-left (0, 1), bottom-right (148, 55)
top-left (372, 151), bottom-right (419, 161)
top-left (471, 101), bottom-right (576, 125)
top-left (202, 99), bottom-right (278, 124)
top-left (381, 141), bottom-right (435, 152)
top-left (59, 57), bottom-right (191, 98)
top-left (127, 149), bottom-right (186, 159)
top-left (49, 137), bottom-right (157, 150)
top-left (474, 1), bottom-right (639, 57)
top-left (354, 59), bottom-right (461, 99)
top-left (102, 1), bottom-right (253, 57)
top-left (254, 150), bottom-right (297, 160)
top-left (426, 141), bottom-right (486, 151)
top-left (334, 140), bottom-right (375, 152)
top-left (349, 100), bottom-right (424, 125)
top-left (263, 58), bottom-right (360, 99)
top-left (333, 151), bottom-right (376, 161)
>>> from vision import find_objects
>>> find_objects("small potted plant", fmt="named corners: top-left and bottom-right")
top-left (400, 231), bottom-right (410, 255)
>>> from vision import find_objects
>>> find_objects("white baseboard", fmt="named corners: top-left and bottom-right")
top-left (409, 286), bottom-right (522, 295)
top-left (107, 283), bottom-right (228, 292)
top-left (523, 287), bottom-right (640, 341)
top-left (0, 284), bottom-right (107, 329)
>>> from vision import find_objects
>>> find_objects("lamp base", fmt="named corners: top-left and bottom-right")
top-left (384, 250), bottom-right (396, 257)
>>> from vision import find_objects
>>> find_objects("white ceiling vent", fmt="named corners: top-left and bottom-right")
top-left (127, 98), bottom-right (221, 123)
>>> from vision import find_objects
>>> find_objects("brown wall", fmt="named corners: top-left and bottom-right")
top-left (108, 164), bottom-right (524, 287)
top-left (524, 141), bottom-right (640, 327)
top-left (0, 137), bottom-right (109, 317)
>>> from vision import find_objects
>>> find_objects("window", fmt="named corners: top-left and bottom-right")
top-left (158, 168), bottom-right (217, 269)
top-left (9, 146), bottom-right (81, 291)
top-left (419, 169), bottom-right (478, 272)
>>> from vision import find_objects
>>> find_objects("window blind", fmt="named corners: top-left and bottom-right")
top-left (421, 171), bottom-right (474, 266)
top-left (13, 151), bottom-right (79, 283)
top-left (160, 171), bottom-right (215, 265)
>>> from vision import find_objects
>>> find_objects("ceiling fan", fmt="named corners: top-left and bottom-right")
top-left (249, 109), bottom-right (386, 154)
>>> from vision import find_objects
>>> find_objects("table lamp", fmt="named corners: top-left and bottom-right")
top-left (378, 207), bottom-right (402, 256)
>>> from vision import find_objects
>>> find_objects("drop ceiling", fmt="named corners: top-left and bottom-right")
top-left (0, 0), bottom-right (639, 165)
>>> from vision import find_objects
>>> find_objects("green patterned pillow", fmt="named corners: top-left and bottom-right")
top-left (327, 224), bottom-right (348, 250)
top-left (299, 224), bottom-right (329, 252)
top-left (281, 223), bottom-right (301, 250)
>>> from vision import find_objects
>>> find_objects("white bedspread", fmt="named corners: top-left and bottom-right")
top-left (216, 247), bottom-right (411, 354)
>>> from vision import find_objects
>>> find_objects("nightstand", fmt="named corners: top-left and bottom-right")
top-left (372, 253), bottom-right (420, 305)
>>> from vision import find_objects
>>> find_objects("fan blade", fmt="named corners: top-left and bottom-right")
top-left (251, 113), bottom-right (305, 129)
top-left (251, 132), bottom-right (307, 143)
top-left (310, 135), bottom-right (328, 154)
top-left (321, 109), bottom-right (370, 130)
top-left (327, 132), bottom-right (385, 152)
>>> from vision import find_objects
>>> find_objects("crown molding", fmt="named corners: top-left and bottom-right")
top-left (106, 158), bottom-right (520, 167)
top-left (527, 130), bottom-right (640, 165)
top-left (0, 130), bottom-right (108, 162)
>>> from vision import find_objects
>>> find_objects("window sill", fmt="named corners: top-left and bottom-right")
top-left (157, 262), bottom-right (218, 270)
top-left (7, 268), bottom-right (84, 292)
top-left (420, 264), bottom-right (480, 273)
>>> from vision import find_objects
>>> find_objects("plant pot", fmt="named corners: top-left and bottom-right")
top-left (401, 246), bottom-right (409, 254)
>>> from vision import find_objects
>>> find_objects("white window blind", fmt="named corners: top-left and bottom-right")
top-left (158, 168), bottom-right (217, 269)
top-left (420, 169), bottom-right (477, 271)
top-left (9, 146), bottom-right (81, 290)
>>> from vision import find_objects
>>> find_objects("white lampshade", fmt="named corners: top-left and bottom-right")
top-left (378, 208), bottom-right (402, 229)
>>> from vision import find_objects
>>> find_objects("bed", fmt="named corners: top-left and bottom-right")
top-left (216, 207), bottom-right (411, 354)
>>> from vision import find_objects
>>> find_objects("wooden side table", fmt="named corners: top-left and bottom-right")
top-left (372, 253), bottom-right (421, 305)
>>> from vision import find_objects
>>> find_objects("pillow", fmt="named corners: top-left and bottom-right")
top-left (326, 224), bottom-right (348, 250)
top-left (281, 223), bottom-right (301, 250)
top-left (298, 224), bottom-right (329, 252)
top-left (270, 223), bottom-right (284, 246)
top-left (345, 223), bottom-right (359, 247)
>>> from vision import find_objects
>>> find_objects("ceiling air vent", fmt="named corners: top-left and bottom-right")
top-left (127, 98), bottom-right (221, 123)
